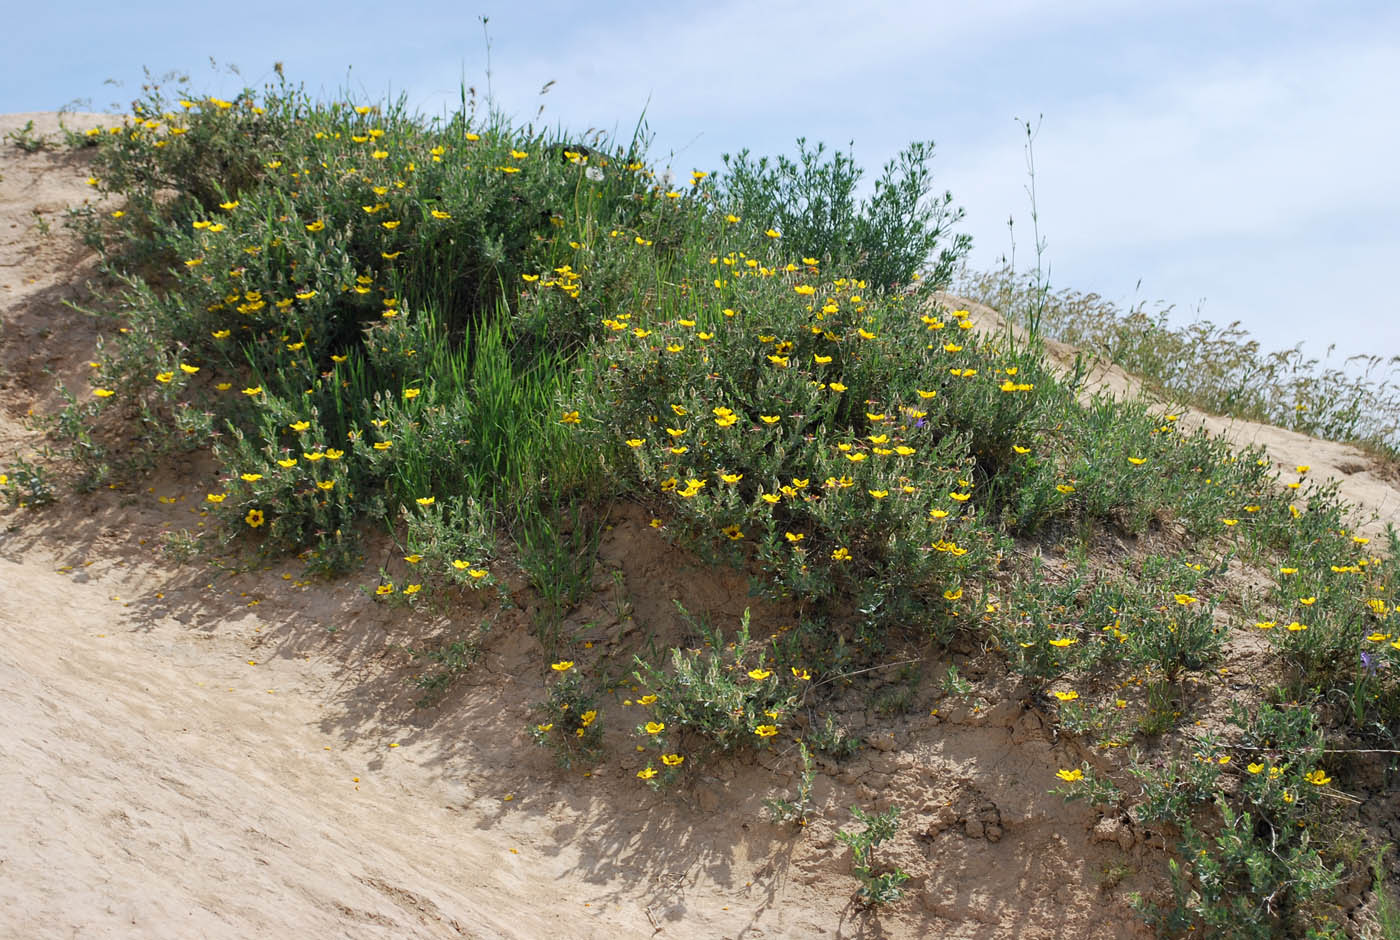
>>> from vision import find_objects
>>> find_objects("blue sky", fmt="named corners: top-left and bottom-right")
top-left (6, 0), bottom-right (1398, 365)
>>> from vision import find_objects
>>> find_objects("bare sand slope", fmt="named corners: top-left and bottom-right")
top-left (0, 557), bottom-right (625, 940)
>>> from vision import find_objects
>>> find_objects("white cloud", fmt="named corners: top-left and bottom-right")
top-left (400, 2), bottom-right (1400, 364)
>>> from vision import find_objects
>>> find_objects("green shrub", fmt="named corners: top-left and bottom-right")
top-left (716, 138), bottom-right (971, 292)
top-left (837, 805), bottom-right (910, 906)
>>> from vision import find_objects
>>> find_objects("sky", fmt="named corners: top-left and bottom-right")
top-left (6, 0), bottom-right (1398, 366)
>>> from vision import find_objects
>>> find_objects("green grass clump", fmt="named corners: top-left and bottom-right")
top-left (36, 71), bottom-right (1400, 935)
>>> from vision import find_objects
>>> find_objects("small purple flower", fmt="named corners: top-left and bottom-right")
top-left (1361, 651), bottom-right (1382, 676)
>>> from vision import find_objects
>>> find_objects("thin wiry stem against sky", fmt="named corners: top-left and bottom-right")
top-left (5, 0), bottom-right (1397, 359)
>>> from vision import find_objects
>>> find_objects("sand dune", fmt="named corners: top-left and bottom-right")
top-left (4, 111), bottom-right (1394, 938)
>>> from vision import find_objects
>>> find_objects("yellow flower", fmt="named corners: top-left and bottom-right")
top-left (1280, 567), bottom-right (1297, 575)
top-left (1052, 690), bottom-right (1079, 702)
top-left (1222, 518), bottom-right (1238, 526)
top-left (1056, 768), bottom-right (1084, 782)
top-left (306, 220), bottom-right (325, 232)
top-left (206, 493), bottom-right (226, 504)
top-left (1128, 457), bottom-right (1147, 465)
top-left (375, 583), bottom-right (394, 595)
top-left (1304, 769), bottom-right (1331, 786)
top-left (551, 660), bottom-right (575, 672)
top-left (661, 754), bottom-right (684, 767)
top-left (402, 584), bottom-right (421, 595)
top-left (832, 547), bottom-right (851, 562)
top-left (1247, 762), bottom-right (1264, 774)
top-left (721, 472), bottom-right (743, 484)
top-left (240, 472), bottom-right (263, 482)
top-left (753, 724), bottom-right (779, 738)
top-left (748, 668), bottom-right (772, 681)
top-left (638, 694), bottom-right (658, 705)
top-left (1285, 621), bottom-right (1308, 632)
top-left (382, 220), bottom-right (400, 230)
top-left (179, 363), bottom-right (200, 374)
top-left (416, 496), bottom-right (436, 506)
top-left (784, 532), bottom-right (805, 544)
top-left (373, 441), bottom-right (392, 450)
top-left (645, 721), bottom-right (665, 734)
top-left (869, 489), bottom-right (888, 499)
top-left (277, 458), bottom-right (297, 468)
top-left (637, 766), bottom-right (658, 780)
top-left (403, 388), bottom-right (421, 399)
top-left (431, 210), bottom-right (451, 220)
top-left (1049, 637), bottom-right (1077, 648)
top-left (536, 723), bottom-right (554, 733)
top-left (950, 492), bottom-right (971, 502)
top-left (829, 382), bottom-right (847, 392)
top-left (242, 386), bottom-right (262, 396)
top-left (245, 509), bottom-right (265, 528)
top-left (468, 569), bottom-right (488, 579)
top-left (1256, 620), bottom-right (1277, 630)
top-left (791, 667), bottom-right (811, 680)
top-left (1056, 484), bottom-right (1075, 494)
top-left (1012, 445), bottom-right (1031, 455)
top-left (93, 387), bottom-right (116, 398)
top-left (1298, 596), bottom-right (1316, 606)
top-left (929, 508), bottom-right (949, 519)
top-left (316, 480), bottom-right (335, 491)
top-left (1174, 594), bottom-right (1198, 606)
top-left (943, 588), bottom-right (963, 601)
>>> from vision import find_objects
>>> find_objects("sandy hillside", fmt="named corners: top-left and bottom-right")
top-left (2, 112), bottom-right (1396, 939)
top-left (941, 294), bottom-right (1400, 541)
